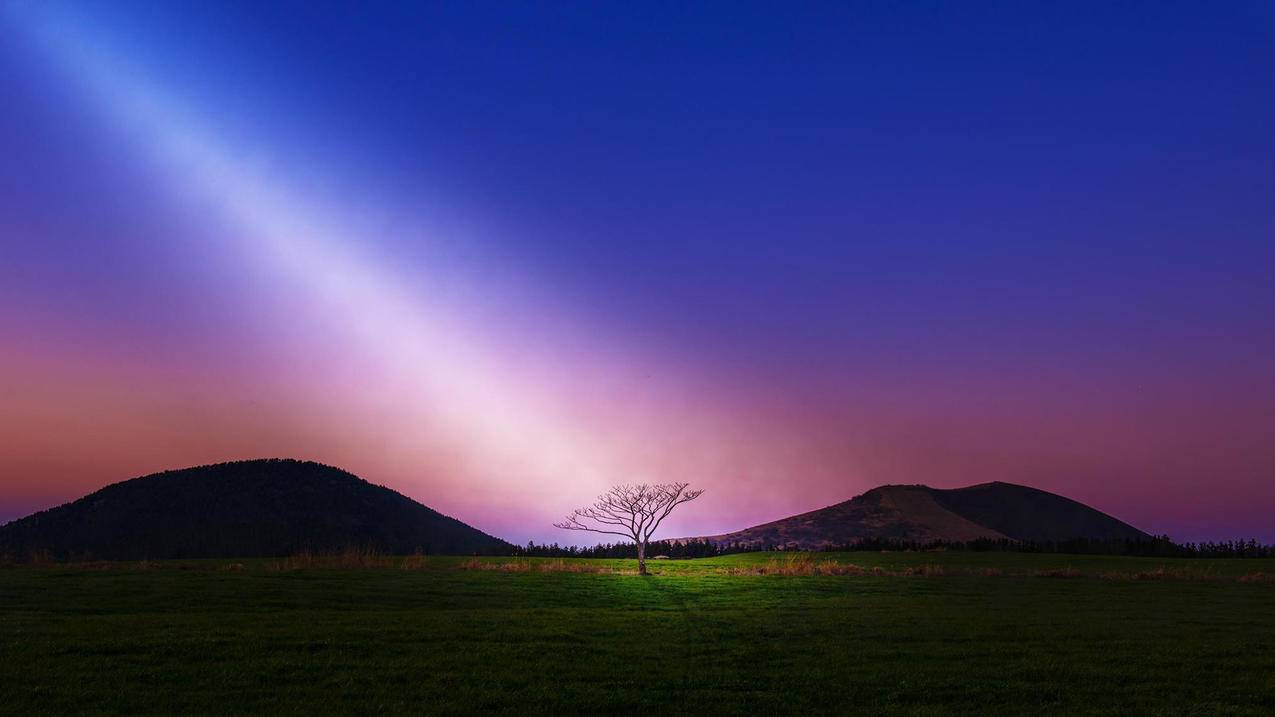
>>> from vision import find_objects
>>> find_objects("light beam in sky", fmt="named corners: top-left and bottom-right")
top-left (11, 5), bottom-right (629, 500)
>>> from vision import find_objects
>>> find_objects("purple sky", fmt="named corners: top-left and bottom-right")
top-left (2, 2), bottom-right (1273, 543)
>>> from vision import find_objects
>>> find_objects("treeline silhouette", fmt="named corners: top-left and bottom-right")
top-left (512, 536), bottom-right (1274, 559)
top-left (513, 538), bottom-right (727, 559)
top-left (817, 536), bottom-right (1273, 558)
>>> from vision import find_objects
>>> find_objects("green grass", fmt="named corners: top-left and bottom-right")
top-left (2, 553), bottom-right (1273, 715)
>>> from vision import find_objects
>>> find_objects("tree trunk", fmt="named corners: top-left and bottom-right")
top-left (637, 541), bottom-right (647, 575)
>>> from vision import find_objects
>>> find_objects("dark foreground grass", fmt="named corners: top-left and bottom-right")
top-left (2, 553), bottom-right (1273, 715)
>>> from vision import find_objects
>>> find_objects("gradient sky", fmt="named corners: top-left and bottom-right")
top-left (2, 2), bottom-right (1273, 544)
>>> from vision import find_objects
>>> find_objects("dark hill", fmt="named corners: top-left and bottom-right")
top-left (0, 459), bottom-right (510, 560)
top-left (689, 482), bottom-right (1149, 550)
top-left (927, 481), bottom-right (1147, 543)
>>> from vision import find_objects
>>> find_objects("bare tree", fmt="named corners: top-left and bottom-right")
top-left (554, 483), bottom-right (704, 574)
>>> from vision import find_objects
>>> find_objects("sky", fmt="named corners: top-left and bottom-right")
top-left (1, 1), bottom-right (1272, 544)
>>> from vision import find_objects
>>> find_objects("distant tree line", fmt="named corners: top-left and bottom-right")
top-left (512, 538), bottom-right (730, 559)
top-left (816, 536), bottom-right (1274, 558)
top-left (1169, 539), bottom-right (1272, 558)
top-left (510, 536), bottom-right (1274, 559)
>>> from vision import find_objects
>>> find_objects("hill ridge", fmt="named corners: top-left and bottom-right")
top-left (686, 481), bottom-right (1148, 549)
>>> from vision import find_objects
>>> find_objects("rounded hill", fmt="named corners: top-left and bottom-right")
top-left (0, 459), bottom-right (510, 560)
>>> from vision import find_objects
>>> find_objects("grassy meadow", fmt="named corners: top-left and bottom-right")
top-left (2, 551), bottom-right (1273, 715)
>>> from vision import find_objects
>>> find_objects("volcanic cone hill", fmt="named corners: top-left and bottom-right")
top-left (689, 481), bottom-right (1149, 550)
top-left (0, 459), bottom-right (510, 560)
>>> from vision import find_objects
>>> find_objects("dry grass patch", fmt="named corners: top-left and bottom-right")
top-left (1124, 567), bottom-right (1202, 581)
top-left (724, 555), bottom-right (885, 576)
top-left (399, 553), bottom-right (428, 570)
top-left (1032, 567), bottom-right (1082, 579)
top-left (1096, 567), bottom-right (1233, 582)
top-left (1237, 572), bottom-right (1274, 583)
top-left (903, 564), bottom-right (946, 577)
top-left (722, 556), bottom-right (953, 577)
top-left (458, 558), bottom-right (635, 574)
top-left (268, 548), bottom-right (397, 571)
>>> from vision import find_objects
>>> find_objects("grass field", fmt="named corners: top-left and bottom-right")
top-left (2, 552), bottom-right (1273, 715)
